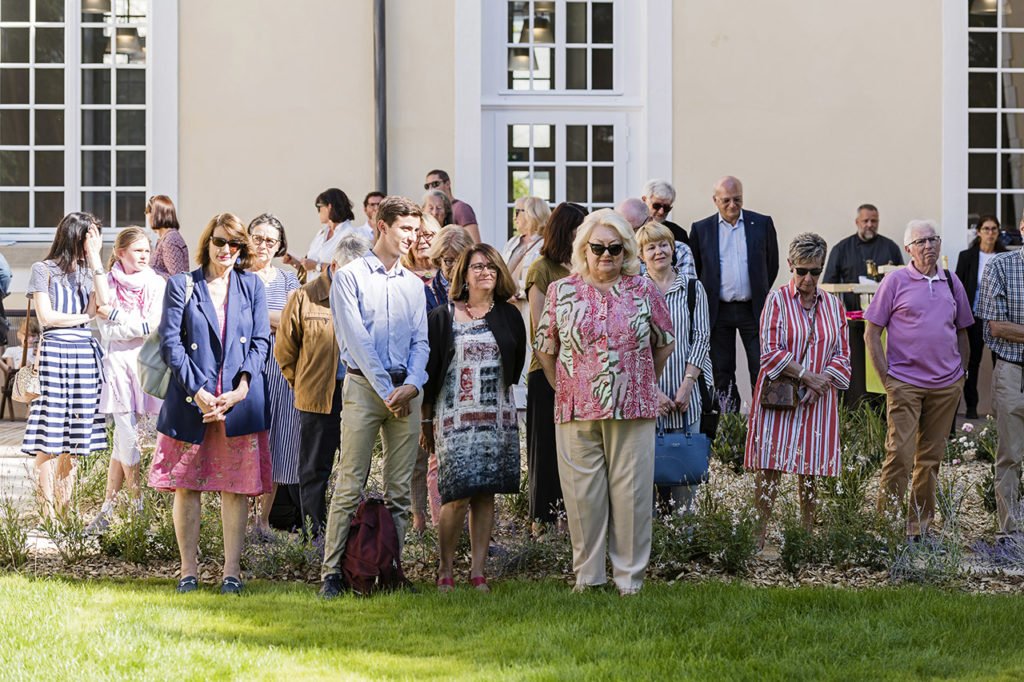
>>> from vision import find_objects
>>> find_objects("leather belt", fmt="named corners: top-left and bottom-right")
top-left (346, 365), bottom-right (408, 386)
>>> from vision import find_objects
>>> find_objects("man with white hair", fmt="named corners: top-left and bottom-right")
top-left (865, 219), bottom-right (973, 541)
top-left (615, 197), bottom-right (695, 279)
top-left (642, 179), bottom-right (688, 245)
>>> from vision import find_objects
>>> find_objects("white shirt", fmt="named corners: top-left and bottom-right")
top-left (718, 211), bottom-right (752, 302)
top-left (976, 250), bottom-right (998, 308)
top-left (306, 220), bottom-right (372, 268)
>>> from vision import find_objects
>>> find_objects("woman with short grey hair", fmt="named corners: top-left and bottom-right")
top-left (788, 232), bottom-right (828, 267)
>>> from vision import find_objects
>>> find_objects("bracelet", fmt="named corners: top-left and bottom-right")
top-left (797, 367), bottom-right (806, 381)
top-left (684, 373), bottom-right (698, 382)
top-left (421, 419), bottom-right (433, 424)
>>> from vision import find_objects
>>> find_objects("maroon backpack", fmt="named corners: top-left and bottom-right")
top-left (342, 497), bottom-right (411, 595)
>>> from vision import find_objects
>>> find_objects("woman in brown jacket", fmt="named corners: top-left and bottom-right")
top-left (275, 233), bottom-right (371, 537)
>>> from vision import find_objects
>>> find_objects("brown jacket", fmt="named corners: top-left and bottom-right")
top-left (274, 270), bottom-right (339, 414)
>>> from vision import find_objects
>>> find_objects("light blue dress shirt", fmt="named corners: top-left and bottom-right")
top-left (718, 211), bottom-right (752, 302)
top-left (330, 251), bottom-right (429, 402)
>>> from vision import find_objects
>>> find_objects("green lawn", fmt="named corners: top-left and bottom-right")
top-left (2, 576), bottom-right (1023, 681)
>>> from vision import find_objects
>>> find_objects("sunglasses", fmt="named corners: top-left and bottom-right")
top-left (651, 202), bottom-right (673, 213)
top-left (211, 236), bottom-right (246, 253)
top-left (423, 179), bottom-right (446, 190)
top-left (588, 242), bottom-right (624, 257)
top-left (794, 267), bottom-right (822, 277)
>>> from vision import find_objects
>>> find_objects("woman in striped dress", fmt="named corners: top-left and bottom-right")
top-left (22, 212), bottom-right (111, 516)
top-left (248, 214), bottom-right (301, 534)
top-left (745, 233), bottom-right (851, 548)
top-left (637, 223), bottom-right (714, 511)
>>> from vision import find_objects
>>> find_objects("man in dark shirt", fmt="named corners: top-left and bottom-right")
top-left (642, 179), bottom-right (688, 245)
top-left (822, 204), bottom-right (904, 311)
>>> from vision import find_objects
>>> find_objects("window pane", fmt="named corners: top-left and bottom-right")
top-left (509, 168), bottom-right (530, 201)
top-left (82, 109), bottom-right (110, 144)
top-left (969, 152), bottom-right (998, 188)
top-left (82, 68), bottom-right (110, 104)
top-left (82, 191), bottom-right (110, 223)
top-left (35, 109), bottom-right (63, 144)
top-left (592, 125), bottom-right (613, 161)
top-left (533, 124), bottom-right (554, 161)
top-left (0, 109), bottom-right (28, 144)
top-left (970, 72), bottom-right (998, 108)
top-left (969, 4), bottom-right (997, 29)
top-left (1003, 111), bottom-right (1024, 147)
top-left (0, 150), bottom-right (28, 185)
top-left (116, 150), bottom-right (144, 186)
top-left (116, 68), bottom-right (144, 104)
top-left (968, 192), bottom-right (997, 221)
top-left (82, 150), bottom-right (110, 186)
top-left (509, 124), bottom-right (529, 162)
top-left (592, 166), bottom-right (613, 203)
top-left (509, 1), bottom-right (527, 43)
top-left (567, 2), bottom-right (587, 43)
top-left (567, 166), bottom-right (588, 202)
top-left (82, 27), bottom-right (109, 64)
top-left (34, 191), bottom-right (63, 228)
top-left (533, 47), bottom-right (552, 90)
top-left (592, 49), bottom-right (613, 89)
top-left (1003, 153), bottom-right (1024, 189)
top-left (567, 125), bottom-right (587, 161)
top-left (0, 68), bottom-right (28, 103)
top-left (116, 28), bottom-right (145, 65)
top-left (35, 27), bottom-right (63, 63)
top-left (970, 112), bottom-right (997, 149)
top-left (1001, 194), bottom-right (1024, 227)
top-left (35, 150), bottom-right (62, 185)
top-left (35, 0), bottom-right (64, 22)
top-left (592, 2), bottom-right (613, 43)
top-left (969, 32), bottom-right (997, 69)
top-left (0, 28), bottom-right (29, 64)
top-left (116, 191), bottom-right (145, 226)
top-left (1006, 71), bottom-right (1024, 106)
top-left (0, 192), bottom-right (28, 227)
top-left (0, 0), bottom-right (29, 22)
top-left (534, 3), bottom-right (555, 44)
top-left (566, 48), bottom-right (586, 89)
top-left (35, 68), bottom-right (63, 103)
top-left (533, 167), bottom-right (555, 202)
top-left (1005, 0), bottom-right (1024, 29)
top-left (116, 109), bottom-right (145, 145)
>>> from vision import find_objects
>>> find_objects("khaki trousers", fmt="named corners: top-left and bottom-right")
top-left (321, 374), bottom-right (422, 579)
top-left (555, 418), bottom-right (655, 592)
top-left (876, 375), bottom-right (964, 536)
top-left (992, 360), bottom-right (1024, 537)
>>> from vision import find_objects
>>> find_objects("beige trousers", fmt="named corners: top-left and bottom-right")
top-left (321, 374), bottom-right (422, 579)
top-left (876, 375), bottom-right (964, 536)
top-left (992, 360), bottom-right (1024, 537)
top-left (555, 418), bottom-right (655, 592)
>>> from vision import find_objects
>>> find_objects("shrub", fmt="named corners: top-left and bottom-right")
top-left (712, 412), bottom-right (747, 474)
top-left (0, 495), bottom-right (28, 570)
top-left (39, 505), bottom-right (91, 565)
top-left (688, 483), bottom-right (757, 575)
top-left (242, 528), bottom-right (322, 580)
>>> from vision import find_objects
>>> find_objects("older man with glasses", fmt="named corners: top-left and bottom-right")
top-left (865, 220), bottom-right (974, 542)
top-left (641, 179), bottom-right (689, 245)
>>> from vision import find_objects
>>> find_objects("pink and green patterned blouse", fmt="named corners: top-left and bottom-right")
top-left (535, 273), bottom-right (675, 424)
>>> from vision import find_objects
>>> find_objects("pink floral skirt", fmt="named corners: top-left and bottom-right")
top-left (148, 423), bottom-right (272, 496)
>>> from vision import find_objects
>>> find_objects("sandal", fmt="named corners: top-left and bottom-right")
top-left (470, 576), bottom-right (490, 593)
top-left (176, 576), bottom-right (198, 594)
top-left (436, 576), bottom-right (455, 593)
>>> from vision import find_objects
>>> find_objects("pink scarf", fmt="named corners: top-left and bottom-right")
top-left (108, 261), bottom-right (160, 318)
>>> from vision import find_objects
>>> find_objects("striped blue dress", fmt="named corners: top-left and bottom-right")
top-left (263, 267), bottom-right (301, 485)
top-left (21, 260), bottom-right (107, 457)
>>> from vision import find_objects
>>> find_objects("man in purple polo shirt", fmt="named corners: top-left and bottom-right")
top-left (423, 169), bottom-right (480, 243)
top-left (865, 219), bottom-right (973, 540)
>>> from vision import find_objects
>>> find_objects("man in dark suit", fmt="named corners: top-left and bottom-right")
top-left (690, 176), bottom-right (779, 411)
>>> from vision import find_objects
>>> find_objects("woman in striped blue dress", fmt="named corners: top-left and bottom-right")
top-left (22, 212), bottom-right (111, 516)
top-left (248, 214), bottom-right (301, 533)
top-left (637, 222), bottom-right (715, 511)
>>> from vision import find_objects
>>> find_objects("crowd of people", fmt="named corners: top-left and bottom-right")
top-left (11, 167), bottom-right (1024, 598)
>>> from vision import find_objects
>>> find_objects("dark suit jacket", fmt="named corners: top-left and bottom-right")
top-left (689, 210), bottom-right (779, 327)
top-left (955, 243), bottom-right (1006, 314)
top-left (156, 267), bottom-right (271, 444)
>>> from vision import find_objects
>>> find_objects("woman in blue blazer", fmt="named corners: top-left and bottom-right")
top-left (148, 213), bottom-right (271, 596)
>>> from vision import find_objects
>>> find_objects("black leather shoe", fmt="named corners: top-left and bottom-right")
top-left (220, 576), bottom-right (244, 595)
top-left (176, 576), bottom-right (198, 594)
top-left (320, 573), bottom-right (346, 599)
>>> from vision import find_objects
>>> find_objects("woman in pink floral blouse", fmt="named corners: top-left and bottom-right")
top-left (534, 209), bottom-right (675, 595)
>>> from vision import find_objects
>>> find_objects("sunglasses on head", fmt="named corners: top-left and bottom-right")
top-left (588, 242), bottom-right (624, 257)
top-left (211, 236), bottom-right (246, 253)
top-left (794, 266), bottom-right (822, 277)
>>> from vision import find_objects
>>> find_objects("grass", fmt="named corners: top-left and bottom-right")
top-left (2, 576), bottom-right (1024, 680)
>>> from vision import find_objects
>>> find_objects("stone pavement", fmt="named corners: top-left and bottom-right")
top-left (0, 419), bottom-right (32, 511)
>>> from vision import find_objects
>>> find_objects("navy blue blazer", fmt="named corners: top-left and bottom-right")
top-left (689, 210), bottom-right (780, 327)
top-left (156, 267), bottom-right (271, 444)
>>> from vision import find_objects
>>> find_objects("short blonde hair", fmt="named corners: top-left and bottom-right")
top-left (401, 213), bottom-right (441, 270)
top-left (634, 222), bottom-right (674, 252)
top-left (428, 224), bottom-right (474, 268)
top-left (519, 196), bottom-right (551, 236)
top-left (571, 209), bottom-right (641, 279)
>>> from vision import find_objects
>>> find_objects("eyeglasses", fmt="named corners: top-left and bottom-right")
top-left (717, 197), bottom-right (743, 206)
top-left (907, 236), bottom-right (941, 248)
top-left (211, 236), bottom-right (246, 253)
top-left (588, 242), bottom-right (624, 257)
top-left (315, 203), bottom-right (326, 210)
top-left (794, 267), bottom-right (822, 277)
top-left (651, 202), bottom-right (673, 213)
top-left (251, 235), bottom-right (280, 248)
top-left (514, 208), bottom-right (524, 216)
top-left (417, 231), bottom-right (436, 243)
top-left (423, 179), bottom-right (446, 190)
top-left (979, 225), bottom-right (1000, 233)
top-left (468, 263), bottom-right (499, 274)
top-left (441, 257), bottom-right (458, 268)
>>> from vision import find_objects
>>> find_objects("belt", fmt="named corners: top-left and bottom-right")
top-left (346, 365), bottom-right (408, 386)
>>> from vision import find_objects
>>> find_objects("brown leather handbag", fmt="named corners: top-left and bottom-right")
top-left (759, 304), bottom-right (816, 411)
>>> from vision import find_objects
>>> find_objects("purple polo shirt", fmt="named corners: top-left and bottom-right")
top-left (452, 198), bottom-right (477, 226)
top-left (865, 262), bottom-right (974, 389)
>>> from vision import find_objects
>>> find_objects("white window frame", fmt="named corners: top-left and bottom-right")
top-left (0, 0), bottom-right (177, 242)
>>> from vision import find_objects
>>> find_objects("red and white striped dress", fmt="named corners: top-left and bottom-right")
top-left (744, 282), bottom-right (852, 476)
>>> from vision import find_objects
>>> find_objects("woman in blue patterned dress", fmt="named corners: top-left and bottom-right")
top-left (22, 212), bottom-right (111, 516)
top-left (421, 245), bottom-right (526, 592)
top-left (248, 213), bottom-right (301, 533)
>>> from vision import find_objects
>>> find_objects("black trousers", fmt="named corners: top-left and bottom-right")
top-left (711, 301), bottom-right (760, 413)
top-left (526, 369), bottom-right (563, 523)
top-left (964, 319), bottom-right (995, 413)
top-left (298, 380), bottom-right (342, 538)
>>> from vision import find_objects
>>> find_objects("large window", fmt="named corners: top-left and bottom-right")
top-left (0, 0), bottom-right (151, 235)
top-left (967, 0), bottom-right (1024, 227)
